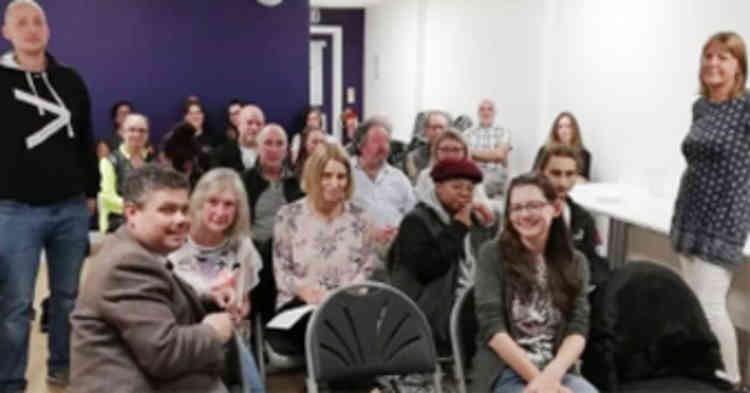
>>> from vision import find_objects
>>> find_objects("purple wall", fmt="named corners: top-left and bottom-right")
top-left (316, 8), bottom-right (365, 122)
top-left (0, 1), bottom-right (310, 143)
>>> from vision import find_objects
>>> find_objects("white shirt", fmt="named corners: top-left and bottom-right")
top-left (351, 159), bottom-right (417, 229)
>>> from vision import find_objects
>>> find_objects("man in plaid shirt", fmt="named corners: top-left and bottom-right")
top-left (465, 99), bottom-right (511, 200)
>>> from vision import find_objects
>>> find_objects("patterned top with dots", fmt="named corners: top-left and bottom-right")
top-left (671, 92), bottom-right (750, 270)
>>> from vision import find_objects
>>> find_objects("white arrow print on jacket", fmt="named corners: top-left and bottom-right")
top-left (14, 88), bottom-right (72, 150)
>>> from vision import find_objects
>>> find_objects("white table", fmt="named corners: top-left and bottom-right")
top-left (570, 182), bottom-right (750, 381)
top-left (569, 182), bottom-right (750, 268)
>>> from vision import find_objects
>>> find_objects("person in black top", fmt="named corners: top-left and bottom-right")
top-left (212, 104), bottom-right (265, 173)
top-left (242, 124), bottom-right (304, 324)
top-left (533, 112), bottom-right (592, 182)
top-left (106, 100), bottom-right (133, 149)
top-left (0, 1), bottom-right (99, 389)
top-left (537, 144), bottom-right (609, 287)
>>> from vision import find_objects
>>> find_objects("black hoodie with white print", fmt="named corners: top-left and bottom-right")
top-left (0, 51), bottom-right (99, 205)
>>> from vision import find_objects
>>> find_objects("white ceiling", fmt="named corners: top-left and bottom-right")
top-left (309, 0), bottom-right (383, 8)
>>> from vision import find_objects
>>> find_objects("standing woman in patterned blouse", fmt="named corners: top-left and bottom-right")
top-left (670, 31), bottom-right (749, 388)
top-left (269, 142), bottom-right (377, 355)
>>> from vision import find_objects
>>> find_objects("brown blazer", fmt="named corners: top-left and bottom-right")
top-left (71, 227), bottom-right (228, 393)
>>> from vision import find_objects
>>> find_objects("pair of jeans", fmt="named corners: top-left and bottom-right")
top-left (0, 196), bottom-right (89, 392)
top-left (492, 367), bottom-right (599, 393)
top-left (237, 337), bottom-right (267, 393)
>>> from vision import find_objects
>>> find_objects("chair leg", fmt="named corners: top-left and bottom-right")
top-left (306, 376), bottom-right (318, 393)
top-left (433, 364), bottom-right (444, 393)
top-left (254, 314), bottom-right (266, 383)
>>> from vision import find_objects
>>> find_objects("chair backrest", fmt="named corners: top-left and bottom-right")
top-left (582, 261), bottom-right (727, 391)
top-left (450, 286), bottom-right (476, 393)
top-left (305, 281), bottom-right (439, 386)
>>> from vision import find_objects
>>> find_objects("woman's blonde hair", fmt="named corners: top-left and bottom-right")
top-left (699, 31), bottom-right (747, 100)
top-left (545, 111), bottom-right (583, 150)
top-left (301, 141), bottom-right (354, 211)
top-left (429, 128), bottom-right (468, 165)
top-left (189, 168), bottom-right (251, 246)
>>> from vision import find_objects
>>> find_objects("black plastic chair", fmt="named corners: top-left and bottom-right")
top-left (450, 286), bottom-right (476, 393)
top-left (582, 261), bottom-right (731, 393)
top-left (305, 281), bottom-right (443, 393)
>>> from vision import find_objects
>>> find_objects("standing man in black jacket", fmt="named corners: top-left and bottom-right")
top-left (537, 144), bottom-right (609, 287)
top-left (0, 1), bottom-right (99, 391)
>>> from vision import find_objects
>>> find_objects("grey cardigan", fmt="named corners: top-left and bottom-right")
top-left (469, 241), bottom-right (591, 392)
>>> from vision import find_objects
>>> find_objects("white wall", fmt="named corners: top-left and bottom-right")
top-left (364, 0), bottom-right (421, 141)
top-left (365, 0), bottom-right (750, 191)
top-left (542, 0), bottom-right (750, 194)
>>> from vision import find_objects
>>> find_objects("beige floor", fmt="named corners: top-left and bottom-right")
top-left (25, 257), bottom-right (305, 393)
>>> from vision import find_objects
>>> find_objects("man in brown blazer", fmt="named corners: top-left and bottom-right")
top-left (70, 164), bottom-right (235, 393)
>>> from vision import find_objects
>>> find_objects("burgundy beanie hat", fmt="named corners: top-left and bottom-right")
top-left (431, 158), bottom-right (483, 184)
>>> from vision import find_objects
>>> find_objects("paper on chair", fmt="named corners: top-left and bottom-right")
top-left (266, 304), bottom-right (316, 330)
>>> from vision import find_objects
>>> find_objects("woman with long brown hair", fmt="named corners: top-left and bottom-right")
top-left (533, 112), bottom-right (591, 182)
top-left (471, 172), bottom-right (596, 393)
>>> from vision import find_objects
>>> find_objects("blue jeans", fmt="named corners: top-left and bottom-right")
top-left (0, 197), bottom-right (89, 392)
top-left (493, 367), bottom-right (599, 393)
top-left (237, 338), bottom-right (266, 393)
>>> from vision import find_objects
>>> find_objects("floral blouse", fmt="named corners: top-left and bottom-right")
top-left (273, 198), bottom-right (378, 309)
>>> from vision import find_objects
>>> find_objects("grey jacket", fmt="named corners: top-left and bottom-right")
top-left (71, 227), bottom-right (228, 393)
top-left (470, 242), bottom-right (590, 392)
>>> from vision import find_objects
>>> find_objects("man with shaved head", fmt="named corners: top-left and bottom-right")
top-left (213, 104), bottom-right (265, 172)
top-left (0, 0), bottom-right (99, 390)
top-left (242, 123), bottom-right (304, 324)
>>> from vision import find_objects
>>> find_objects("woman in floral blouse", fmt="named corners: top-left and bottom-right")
top-left (269, 141), bottom-right (377, 355)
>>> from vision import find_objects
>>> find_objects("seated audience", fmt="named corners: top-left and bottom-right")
top-left (341, 107), bottom-right (359, 150)
top-left (389, 158), bottom-right (484, 353)
top-left (453, 114), bottom-right (474, 133)
top-left (241, 124), bottom-right (304, 322)
top-left (293, 126), bottom-right (326, 178)
top-left (169, 168), bottom-right (265, 393)
top-left (405, 110), bottom-right (451, 184)
top-left (161, 121), bottom-right (203, 186)
top-left (213, 104), bottom-right (265, 173)
top-left (537, 144), bottom-right (609, 287)
top-left (414, 128), bottom-right (497, 223)
top-left (98, 113), bottom-right (153, 232)
top-left (184, 96), bottom-right (221, 172)
top-left (224, 98), bottom-right (243, 141)
top-left (71, 165), bottom-right (241, 393)
top-left (533, 112), bottom-right (591, 181)
top-left (269, 142), bottom-right (377, 355)
top-left (471, 172), bottom-right (596, 393)
top-left (350, 116), bottom-right (416, 245)
top-left (95, 139), bottom-right (111, 160)
top-left (465, 99), bottom-right (512, 200)
top-left (290, 106), bottom-right (324, 164)
top-left (184, 95), bottom-right (221, 148)
top-left (106, 100), bottom-right (133, 149)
